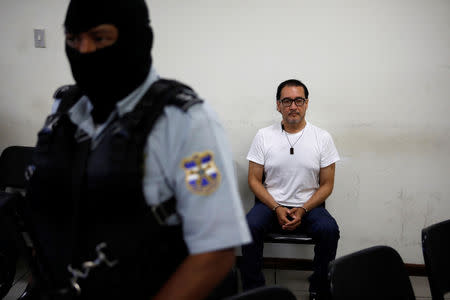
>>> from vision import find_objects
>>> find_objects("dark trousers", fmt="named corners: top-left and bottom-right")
top-left (240, 201), bottom-right (340, 295)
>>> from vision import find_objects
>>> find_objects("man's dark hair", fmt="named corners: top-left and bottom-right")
top-left (276, 79), bottom-right (309, 100)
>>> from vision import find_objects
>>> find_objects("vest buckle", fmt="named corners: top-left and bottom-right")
top-left (151, 202), bottom-right (174, 225)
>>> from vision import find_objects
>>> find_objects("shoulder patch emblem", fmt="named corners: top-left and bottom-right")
top-left (181, 151), bottom-right (221, 196)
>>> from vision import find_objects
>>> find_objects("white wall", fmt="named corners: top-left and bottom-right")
top-left (1, 0), bottom-right (449, 264)
top-left (0, 0), bottom-right (72, 148)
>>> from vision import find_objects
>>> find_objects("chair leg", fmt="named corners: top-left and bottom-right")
top-left (274, 267), bottom-right (277, 284)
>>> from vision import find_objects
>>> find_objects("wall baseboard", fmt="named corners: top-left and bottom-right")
top-left (236, 256), bottom-right (426, 277)
top-left (405, 263), bottom-right (427, 277)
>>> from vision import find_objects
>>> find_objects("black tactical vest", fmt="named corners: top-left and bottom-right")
top-left (24, 80), bottom-right (203, 299)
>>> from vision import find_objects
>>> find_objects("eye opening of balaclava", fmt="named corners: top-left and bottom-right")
top-left (64, 0), bottom-right (153, 123)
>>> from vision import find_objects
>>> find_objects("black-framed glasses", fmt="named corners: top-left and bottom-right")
top-left (279, 97), bottom-right (307, 107)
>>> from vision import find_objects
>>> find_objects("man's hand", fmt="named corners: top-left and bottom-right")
top-left (278, 207), bottom-right (306, 231)
top-left (275, 206), bottom-right (305, 230)
top-left (275, 206), bottom-right (291, 227)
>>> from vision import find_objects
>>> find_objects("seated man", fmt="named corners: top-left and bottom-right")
top-left (240, 79), bottom-right (340, 300)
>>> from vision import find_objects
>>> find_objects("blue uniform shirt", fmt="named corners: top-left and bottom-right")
top-left (52, 68), bottom-right (251, 255)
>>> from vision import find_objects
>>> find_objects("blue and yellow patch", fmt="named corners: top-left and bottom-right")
top-left (181, 151), bottom-right (221, 195)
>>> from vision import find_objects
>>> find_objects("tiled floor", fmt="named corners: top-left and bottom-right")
top-left (4, 258), bottom-right (28, 300)
top-left (4, 260), bottom-right (449, 299)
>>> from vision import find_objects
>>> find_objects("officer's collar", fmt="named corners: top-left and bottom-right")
top-left (67, 67), bottom-right (159, 140)
top-left (115, 67), bottom-right (159, 118)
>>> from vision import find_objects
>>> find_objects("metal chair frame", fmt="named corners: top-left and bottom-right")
top-left (256, 196), bottom-right (321, 283)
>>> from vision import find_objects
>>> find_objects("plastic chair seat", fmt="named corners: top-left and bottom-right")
top-left (264, 231), bottom-right (314, 245)
top-left (328, 245), bottom-right (415, 300)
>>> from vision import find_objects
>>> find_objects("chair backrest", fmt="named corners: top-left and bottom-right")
top-left (224, 285), bottom-right (297, 300)
top-left (328, 245), bottom-right (415, 300)
top-left (0, 146), bottom-right (34, 190)
top-left (0, 146), bottom-right (34, 298)
top-left (422, 219), bottom-right (450, 300)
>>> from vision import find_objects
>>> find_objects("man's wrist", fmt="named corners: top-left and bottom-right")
top-left (272, 204), bottom-right (282, 212)
top-left (300, 205), bottom-right (308, 214)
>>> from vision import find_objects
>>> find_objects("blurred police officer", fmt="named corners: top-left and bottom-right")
top-left (22, 1), bottom-right (251, 299)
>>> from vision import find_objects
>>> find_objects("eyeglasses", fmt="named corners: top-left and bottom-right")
top-left (279, 97), bottom-right (307, 107)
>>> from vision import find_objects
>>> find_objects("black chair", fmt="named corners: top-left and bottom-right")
top-left (253, 196), bottom-right (318, 283)
top-left (0, 146), bottom-right (34, 298)
top-left (224, 285), bottom-right (297, 300)
top-left (263, 199), bottom-right (322, 245)
top-left (254, 172), bottom-right (320, 283)
top-left (422, 219), bottom-right (450, 300)
top-left (328, 245), bottom-right (415, 300)
top-left (257, 174), bottom-right (317, 246)
top-left (0, 146), bottom-right (34, 192)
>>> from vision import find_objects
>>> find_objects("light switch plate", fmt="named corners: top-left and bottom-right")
top-left (34, 29), bottom-right (46, 48)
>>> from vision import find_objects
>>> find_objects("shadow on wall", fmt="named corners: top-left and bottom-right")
top-left (233, 160), bottom-right (253, 212)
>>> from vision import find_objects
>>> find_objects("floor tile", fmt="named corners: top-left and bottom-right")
top-left (410, 276), bottom-right (432, 298)
top-left (293, 291), bottom-right (309, 300)
top-left (4, 281), bottom-right (27, 300)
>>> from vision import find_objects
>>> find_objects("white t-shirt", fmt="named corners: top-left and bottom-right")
top-left (247, 122), bottom-right (340, 207)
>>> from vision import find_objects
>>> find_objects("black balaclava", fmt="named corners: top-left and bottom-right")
top-left (64, 0), bottom-right (153, 123)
